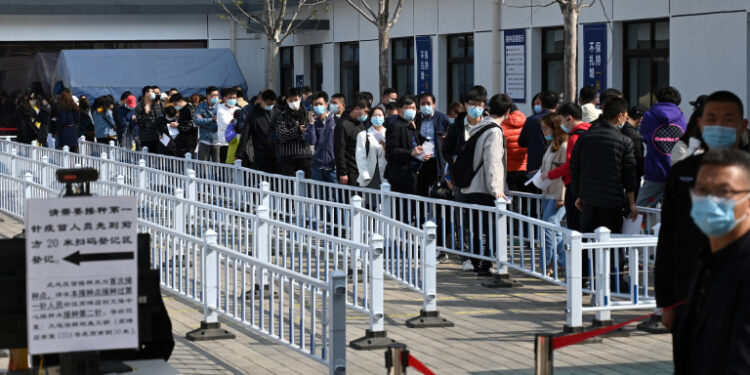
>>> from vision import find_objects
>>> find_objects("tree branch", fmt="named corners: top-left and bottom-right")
top-left (578, 0), bottom-right (595, 10)
top-left (387, 0), bottom-right (405, 29)
top-left (345, 0), bottom-right (377, 24)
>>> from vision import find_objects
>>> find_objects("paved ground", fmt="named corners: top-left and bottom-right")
top-left (1, 212), bottom-right (672, 374)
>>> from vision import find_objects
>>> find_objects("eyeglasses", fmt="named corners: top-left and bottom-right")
top-left (691, 187), bottom-right (750, 199)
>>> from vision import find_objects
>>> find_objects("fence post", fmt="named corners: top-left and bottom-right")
top-left (483, 199), bottom-right (522, 288)
top-left (330, 270), bottom-right (347, 375)
top-left (23, 173), bottom-right (33, 200)
top-left (260, 181), bottom-right (271, 210)
top-left (255, 205), bottom-right (271, 287)
top-left (10, 148), bottom-right (17, 177)
top-left (138, 159), bottom-right (147, 190)
top-left (116, 175), bottom-right (126, 196)
top-left (186, 229), bottom-right (235, 341)
top-left (99, 152), bottom-right (108, 182)
top-left (406, 221), bottom-right (454, 328)
top-left (31, 142), bottom-right (38, 161)
top-left (380, 182), bottom-right (392, 217)
top-left (185, 152), bottom-right (193, 174)
top-left (62, 146), bottom-right (71, 168)
top-left (41, 156), bottom-right (49, 188)
top-left (108, 140), bottom-right (116, 161)
top-left (534, 334), bottom-right (554, 375)
top-left (350, 196), bottom-right (363, 273)
top-left (564, 231), bottom-right (584, 333)
top-left (77, 136), bottom-right (86, 155)
top-left (593, 227), bottom-right (612, 327)
top-left (175, 188), bottom-right (185, 233)
top-left (233, 160), bottom-right (243, 186)
top-left (350, 234), bottom-right (396, 350)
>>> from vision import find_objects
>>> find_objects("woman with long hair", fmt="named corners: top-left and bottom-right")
top-left (93, 95), bottom-right (117, 144)
top-left (55, 90), bottom-right (81, 152)
top-left (539, 113), bottom-right (569, 275)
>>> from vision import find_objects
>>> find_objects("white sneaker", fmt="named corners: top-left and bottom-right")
top-left (462, 260), bottom-right (474, 271)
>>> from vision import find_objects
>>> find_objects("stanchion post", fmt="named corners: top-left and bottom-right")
top-left (116, 175), bottom-right (126, 196)
top-left (23, 173), bottom-right (33, 200)
top-left (138, 159), bottom-right (147, 190)
top-left (380, 182), bottom-right (392, 217)
top-left (564, 231), bottom-right (584, 333)
top-left (483, 199), bottom-right (522, 288)
top-left (385, 343), bottom-right (408, 375)
top-left (330, 270), bottom-right (347, 375)
top-left (99, 152), bottom-right (108, 182)
top-left (534, 334), bottom-right (554, 375)
top-left (186, 229), bottom-right (235, 341)
top-left (593, 227), bottom-right (612, 326)
top-left (406, 221), bottom-right (454, 328)
top-left (62, 146), bottom-right (71, 168)
top-left (260, 181), bottom-right (271, 210)
top-left (233, 160), bottom-right (243, 186)
top-left (350, 196), bottom-right (363, 274)
top-left (10, 147), bottom-right (17, 177)
top-left (31, 142), bottom-right (38, 161)
top-left (255, 205), bottom-right (270, 288)
top-left (41, 156), bottom-right (49, 187)
top-left (175, 188), bottom-right (185, 234)
top-left (350, 234), bottom-right (396, 350)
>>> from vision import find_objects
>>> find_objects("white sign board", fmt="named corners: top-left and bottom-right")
top-left (504, 29), bottom-right (527, 103)
top-left (25, 196), bottom-right (139, 354)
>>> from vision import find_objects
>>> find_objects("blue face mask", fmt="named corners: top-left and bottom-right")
top-left (544, 134), bottom-right (553, 141)
top-left (227, 99), bottom-right (237, 107)
top-left (149, 92), bottom-right (157, 101)
top-left (702, 125), bottom-right (737, 149)
top-left (690, 193), bottom-right (750, 237)
top-left (403, 109), bottom-right (417, 122)
top-left (420, 105), bottom-right (434, 116)
top-left (467, 106), bottom-right (483, 119)
top-left (561, 124), bottom-right (571, 134)
top-left (329, 103), bottom-right (339, 114)
top-left (371, 116), bottom-right (385, 127)
top-left (174, 105), bottom-right (182, 111)
top-left (533, 104), bottom-right (542, 114)
top-left (448, 117), bottom-right (455, 125)
top-left (357, 113), bottom-right (369, 123)
top-left (313, 105), bottom-right (326, 116)
top-left (210, 97), bottom-right (219, 105)
top-left (264, 104), bottom-right (274, 111)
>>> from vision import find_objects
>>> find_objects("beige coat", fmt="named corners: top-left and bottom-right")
top-left (461, 117), bottom-right (506, 197)
top-left (540, 142), bottom-right (567, 200)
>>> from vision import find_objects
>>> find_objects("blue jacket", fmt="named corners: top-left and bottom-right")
top-left (640, 102), bottom-right (686, 183)
top-left (93, 109), bottom-right (117, 138)
top-left (305, 112), bottom-right (337, 169)
top-left (194, 102), bottom-right (219, 144)
top-left (416, 110), bottom-right (450, 178)
top-left (519, 110), bottom-right (551, 173)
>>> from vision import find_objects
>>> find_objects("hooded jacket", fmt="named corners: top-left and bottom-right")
top-left (501, 110), bottom-right (528, 172)
top-left (461, 117), bottom-right (506, 197)
top-left (639, 102), bottom-right (687, 183)
top-left (548, 122), bottom-right (591, 186)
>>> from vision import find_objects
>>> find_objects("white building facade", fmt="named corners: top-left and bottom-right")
top-left (0, 0), bottom-right (749, 115)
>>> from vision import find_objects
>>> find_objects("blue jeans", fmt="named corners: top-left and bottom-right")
top-left (636, 180), bottom-right (665, 208)
top-left (311, 167), bottom-right (338, 233)
top-left (312, 167), bottom-right (337, 183)
top-left (542, 198), bottom-right (566, 269)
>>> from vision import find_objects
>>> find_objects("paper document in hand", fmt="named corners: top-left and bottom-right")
top-left (621, 215), bottom-right (644, 234)
top-left (159, 133), bottom-right (171, 147)
top-left (417, 141), bottom-right (435, 161)
top-left (525, 170), bottom-right (553, 190)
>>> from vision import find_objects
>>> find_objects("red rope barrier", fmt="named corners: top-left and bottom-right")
top-left (407, 353), bottom-right (436, 375)
top-left (552, 300), bottom-right (686, 350)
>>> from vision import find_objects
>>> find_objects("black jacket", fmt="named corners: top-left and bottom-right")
top-left (275, 105), bottom-right (313, 161)
top-left (334, 115), bottom-right (365, 183)
top-left (620, 123), bottom-right (645, 179)
top-left (569, 122), bottom-right (638, 209)
top-left (673, 230), bottom-right (750, 374)
top-left (238, 105), bottom-right (278, 163)
top-left (655, 154), bottom-right (709, 309)
top-left (518, 110), bottom-right (551, 172)
top-left (442, 112), bottom-right (468, 164)
top-left (384, 116), bottom-right (424, 194)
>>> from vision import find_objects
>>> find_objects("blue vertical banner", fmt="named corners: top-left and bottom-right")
top-left (295, 75), bottom-right (304, 88)
top-left (415, 36), bottom-right (432, 94)
top-left (583, 24), bottom-right (607, 93)
top-left (504, 29), bottom-right (526, 103)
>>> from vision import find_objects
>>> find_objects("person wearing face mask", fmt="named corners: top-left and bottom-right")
top-left (446, 102), bottom-right (464, 127)
top-left (194, 86), bottom-right (221, 162)
top-left (119, 95), bottom-right (139, 151)
top-left (619, 105), bottom-right (646, 200)
top-left (237, 89), bottom-right (279, 173)
top-left (539, 113), bottom-right (568, 276)
top-left (355, 107), bottom-right (388, 189)
top-left (442, 86), bottom-right (486, 190)
top-left (216, 87), bottom-right (240, 163)
top-left (334, 99), bottom-right (370, 186)
top-left (154, 105), bottom-right (178, 156)
top-left (384, 94), bottom-right (428, 197)
top-left (497, 94), bottom-right (529, 193)
top-left (519, 91), bottom-right (558, 199)
top-left (275, 88), bottom-right (313, 177)
top-left (375, 88), bottom-right (398, 115)
top-left (414, 93), bottom-right (451, 197)
top-left (655, 91), bottom-right (750, 352)
top-left (92, 95), bottom-right (117, 144)
top-left (530, 92), bottom-right (543, 115)
top-left (304, 91), bottom-right (338, 182)
top-left (671, 148), bottom-right (750, 374)
top-left (136, 85), bottom-right (164, 154)
top-left (579, 86), bottom-right (601, 124)
top-left (169, 94), bottom-right (197, 158)
top-left (330, 93), bottom-right (346, 124)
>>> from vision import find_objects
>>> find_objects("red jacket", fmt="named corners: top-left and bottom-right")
top-left (501, 110), bottom-right (528, 172)
top-left (548, 122), bottom-right (591, 185)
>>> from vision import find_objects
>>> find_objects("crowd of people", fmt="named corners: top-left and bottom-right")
top-left (3, 81), bottom-right (750, 371)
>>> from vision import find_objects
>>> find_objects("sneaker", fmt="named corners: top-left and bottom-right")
top-left (436, 252), bottom-right (449, 263)
top-left (462, 260), bottom-right (474, 271)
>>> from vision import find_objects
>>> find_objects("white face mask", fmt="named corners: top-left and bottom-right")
top-left (288, 100), bottom-right (301, 111)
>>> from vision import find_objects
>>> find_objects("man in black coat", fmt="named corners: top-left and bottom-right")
top-left (384, 95), bottom-right (426, 195)
top-left (620, 104), bottom-right (646, 200)
top-left (673, 148), bottom-right (750, 374)
top-left (334, 98), bottom-right (369, 186)
top-left (519, 91), bottom-right (557, 176)
top-left (656, 91), bottom-right (750, 354)
top-left (237, 90), bottom-right (278, 174)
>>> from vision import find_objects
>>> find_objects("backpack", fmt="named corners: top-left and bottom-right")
top-left (451, 124), bottom-right (503, 188)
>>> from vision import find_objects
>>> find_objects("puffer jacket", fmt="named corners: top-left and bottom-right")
top-left (501, 110), bottom-right (528, 172)
top-left (569, 122), bottom-right (638, 210)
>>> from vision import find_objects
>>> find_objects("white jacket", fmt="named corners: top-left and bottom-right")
top-left (461, 117), bottom-right (506, 197)
top-left (355, 127), bottom-right (388, 186)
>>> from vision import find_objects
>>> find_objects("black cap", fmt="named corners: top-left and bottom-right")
top-left (628, 104), bottom-right (648, 120)
top-left (689, 95), bottom-right (709, 109)
top-left (169, 93), bottom-right (186, 103)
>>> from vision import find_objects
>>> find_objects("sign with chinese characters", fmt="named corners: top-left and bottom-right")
top-left (296, 75), bottom-right (304, 88)
top-left (504, 29), bottom-right (526, 103)
top-left (415, 36), bottom-right (432, 94)
top-left (25, 196), bottom-right (138, 354)
top-left (583, 23), bottom-right (608, 94)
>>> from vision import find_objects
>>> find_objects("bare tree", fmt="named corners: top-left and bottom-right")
top-left (503, 0), bottom-right (595, 102)
top-left (344, 0), bottom-right (406, 96)
top-left (217, 0), bottom-right (328, 91)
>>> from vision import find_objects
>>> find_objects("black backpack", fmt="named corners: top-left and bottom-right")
top-left (451, 124), bottom-right (503, 188)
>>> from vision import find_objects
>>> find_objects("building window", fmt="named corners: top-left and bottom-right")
top-left (279, 47), bottom-right (294, 93)
top-left (624, 19), bottom-right (669, 107)
top-left (542, 28), bottom-right (564, 97)
top-left (310, 44), bottom-right (323, 92)
top-left (447, 34), bottom-right (474, 104)
top-left (391, 38), bottom-right (414, 96)
top-left (340, 42), bottom-right (359, 104)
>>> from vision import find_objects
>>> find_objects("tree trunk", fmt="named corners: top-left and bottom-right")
top-left (266, 38), bottom-right (280, 92)
top-left (378, 27), bottom-right (390, 97)
top-left (562, 5), bottom-right (578, 102)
